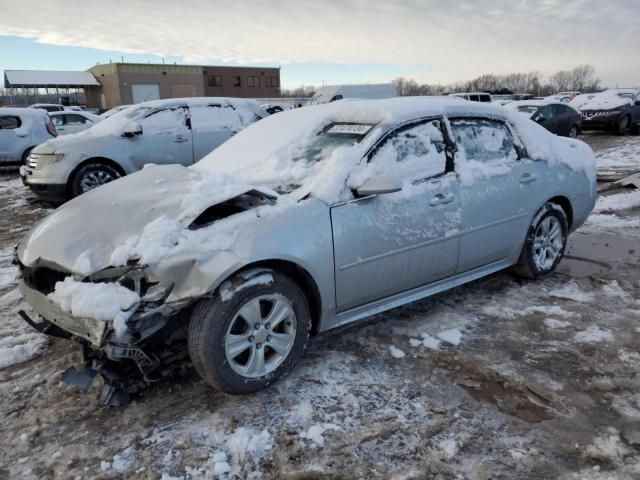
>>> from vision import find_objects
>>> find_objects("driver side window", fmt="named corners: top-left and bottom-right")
top-left (368, 119), bottom-right (447, 183)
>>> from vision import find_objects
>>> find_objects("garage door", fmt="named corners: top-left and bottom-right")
top-left (171, 83), bottom-right (196, 98)
top-left (131, 84), bottom-right (160, 103)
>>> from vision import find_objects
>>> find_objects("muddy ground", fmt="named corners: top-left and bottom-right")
top-left (0, 132), bottom-right (639, 479)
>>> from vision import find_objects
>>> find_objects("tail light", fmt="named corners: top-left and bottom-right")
top-left (45, 117), bottom-right (57, 137)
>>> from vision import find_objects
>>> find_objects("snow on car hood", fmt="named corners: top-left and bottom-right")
top-left (17, 164), bottom-right (279, 275)
top-left (570, 90), bottom-right (635, 111)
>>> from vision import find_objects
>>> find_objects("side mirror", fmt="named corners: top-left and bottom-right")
top-left (355, 175), bottom-right (402, 197)
top-left (533, 115), bottom-right (545, 123)
top-left (122, 122), bottom-right (142, 138)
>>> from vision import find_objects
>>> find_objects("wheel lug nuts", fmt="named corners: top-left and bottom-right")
top-left (256, 343), bottom-right (262, 349)
top-left (265, 323), bottom-right (270, 330)
top-left (254, 323), bottom-right (260, 330)
top-left (266, 335), bottom-right (271, 342)
top-left (249, 336), bottom-right (254, 342)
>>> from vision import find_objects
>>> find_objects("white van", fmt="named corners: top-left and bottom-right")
top-left (0, 108), bottom-right (57, 165)
top-left (309, 83), bottom-right (397, 105)
top-left (21, 97), bottom-right (266, 202)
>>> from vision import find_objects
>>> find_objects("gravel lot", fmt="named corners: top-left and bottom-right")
top-left (1, 132), bottom-right (639, 479)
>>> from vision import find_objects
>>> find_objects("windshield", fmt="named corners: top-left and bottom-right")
top-left (194, 106), bottom-right (381, 200)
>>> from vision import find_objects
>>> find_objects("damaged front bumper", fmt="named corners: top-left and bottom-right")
top-left (18, 278), bottom-right (197, 406)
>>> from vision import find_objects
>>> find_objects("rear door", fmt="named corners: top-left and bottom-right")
top-left (126, 105), bottom-right (194, 168)
top-left (0, 115), bottom-right (26, 163)
top-left (533, 105), bottom-right (558, 135)
top-left (331, 118), bottom-right (461, 311)
top-left (449, 117), bottom-right (542, 273)
top-left (189, 103), bottom-right (243, 162)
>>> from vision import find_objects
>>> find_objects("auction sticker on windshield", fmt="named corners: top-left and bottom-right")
top-left (326, 123), bottom-right (374, 135)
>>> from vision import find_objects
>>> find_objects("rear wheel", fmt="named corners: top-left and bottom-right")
top-left (188, 270), bottom-right (311, 394)
top-left (568, 125), bottom-right (579, 139)
top-left (21, 147), bottom-right (34, 165)
top-left (616, 116), bottom-right (630, 135)
top-left (512, 203), bottom-right (568, 279)
top-left (71, 162), bottom-right (122, 197)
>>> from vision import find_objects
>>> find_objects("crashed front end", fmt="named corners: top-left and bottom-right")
top-left (16, 257), bottom-right (197, 406)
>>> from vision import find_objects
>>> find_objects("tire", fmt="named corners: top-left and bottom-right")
top-left (616, 116), bottom-right (630, 136)
top-left (568, 125), bottom-right (579, 139)
top-left (71, 162), bottom-right (122, 197)
top-left (21, 147), bottom-right (34, 165)
top-left (631, 121), bottom-right (639, 136)
top-left (188, 270), bottom-right (311, 394)
top-left (512, 203), bottom-right (569, 279)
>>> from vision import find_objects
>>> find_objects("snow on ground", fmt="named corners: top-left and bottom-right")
top-left (0, 134), bottom-right (639, 478)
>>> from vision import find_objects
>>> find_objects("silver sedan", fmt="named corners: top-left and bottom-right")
top-left (16, 98), bottom-right (597, 403)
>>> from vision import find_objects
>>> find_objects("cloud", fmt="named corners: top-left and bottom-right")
top-left (1, 0), bottom-right (638, 85)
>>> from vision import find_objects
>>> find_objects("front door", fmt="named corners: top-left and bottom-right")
top-left (189, 103), bottom-right (242, 162)
top-left (331, 118), bottom-right (461, 312)
top-left (449, 117), bottom-right (542, 273)
top-left (126, 105), bottom-right (194, 168)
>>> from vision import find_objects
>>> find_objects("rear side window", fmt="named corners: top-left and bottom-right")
top-left (479, 95), bottom-right (492, 102)
top-left (0, 116), bottom-right (21, 129)
top-left (190, 104), bottom-right (242, 131)
top-left (51, 115), bottom-right (65, 127)
top-left (65, 114), bottom-right (88, 125)
top-left (450, 118), bottom-right (516, 163)
top-left (469, 95), bottom-right (480, 102)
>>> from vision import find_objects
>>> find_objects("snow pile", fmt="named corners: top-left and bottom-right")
top-left (574, 326), bottom-right (614, 344)
top-left (72, 250), bottom-right (93, 276)
top-left (0, 332), bottom-right (48, 369)
top-left (48, 277), bottom-right (140, 337)
top-left (594, 190), bottom-right (640, 213)
top-left (300, 423), bottom-right (341, 448)
top-left (585, 213), bottom-right (640, 230)
top-left (436, 328), bottom-right (463, 346)
top-left (389, 345), bottom-right (406, 358)
top-left (549, 281), bottom-right (595, 303)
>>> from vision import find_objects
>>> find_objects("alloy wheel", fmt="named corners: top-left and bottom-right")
top-left (532, 216), bottom-right (564, 270)
top-left (224, 294), bottom-right (297, 379)
top-left (79, 170), bottom-right (116, 192)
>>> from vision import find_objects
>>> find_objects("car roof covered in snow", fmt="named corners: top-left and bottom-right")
top-left (0, 107), bottom-right (50, 118)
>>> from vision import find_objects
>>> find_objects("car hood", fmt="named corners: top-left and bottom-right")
top-left (18, 164), bottom-right (276, 275)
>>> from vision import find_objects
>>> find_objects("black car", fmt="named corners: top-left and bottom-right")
top-left (574, 89), bottom-right (640, 135)
top-left (512, 102), bottom-right (582, 138)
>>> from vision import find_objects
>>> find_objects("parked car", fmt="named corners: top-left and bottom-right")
top-left (570, 89), bottom-right (640, 135)
top-left (20, 97), bottom-right (266, 202)
top-left (100, 105), bottom-right (133, 119)
top-left (260, 103), bottom-right (292, 115)
top-left (29, 103), bottom-right (65, 112)
top-left (0, 108), bottom-right (56, 165)
top-left (64, 105), bottom-right (86, 112)
top-left (15, 98), bottom-right (596, 404)
top-left (49, 111), bottom-right (103, 135)
top-left (506, 100), bottom-right (582, 138)
top-left (449, 92), bottom-right (492, 102)
top-left (308, 83), bottom-right (397, 105)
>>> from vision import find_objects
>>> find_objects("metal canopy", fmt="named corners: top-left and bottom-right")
top-left (4, 70), bottom-right (100, 88)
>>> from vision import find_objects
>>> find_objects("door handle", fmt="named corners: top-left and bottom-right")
top-left (429, 193), bottom-right (454, 206)
top-left (174, 136), bottom-right (189, 143)
top-left (520, 173), bottom-right (538, 184)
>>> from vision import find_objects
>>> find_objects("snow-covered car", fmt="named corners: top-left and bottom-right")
top-left (101, 105), bottom-right (133, 119)
top-left (16, 97), bottom-right (597, 404)
top-left (29, 103), bottom-right (65, 112)
top-left (0, 108), bottom-right (56, 166)
top-left (570, 89), bottom-right (640, 135)
top-left (20, 97), bottom-right (266, 202)
top-left (49, 111), bottom-right (103, 136)
top-left (506, 100), bottom-right (582, 138)
top-left (308, 83), bottom-right (397, 105)
top-left (449, 92), bottom-right (492, 103)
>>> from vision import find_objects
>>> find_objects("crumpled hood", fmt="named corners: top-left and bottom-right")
top-left (18, 164), bottom-right (274, 274)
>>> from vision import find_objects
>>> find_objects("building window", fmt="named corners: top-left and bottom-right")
top-left (208, 75), bottom-right (222, 87)
top-left (267, 77), bottom-right (279, 88)
top-left (247, 76), bottom-right (259, 87)
top-left (233, 76), bottom-right (241, 87)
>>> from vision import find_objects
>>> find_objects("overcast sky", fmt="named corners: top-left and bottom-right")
top-left (1, 0), bottom-right (638, 88)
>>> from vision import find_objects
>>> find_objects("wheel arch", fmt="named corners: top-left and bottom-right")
top-left (546, 195), bottom-right (573, 229)
top-left (66, 157), bottom-right (126, 196)
top-left (221, 259), bottom-right (323, 336)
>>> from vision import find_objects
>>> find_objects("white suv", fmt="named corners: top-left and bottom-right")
top-left (0, 108), bottom-right (56, 166)
top-left (21, 97), bottom-right (266, 202)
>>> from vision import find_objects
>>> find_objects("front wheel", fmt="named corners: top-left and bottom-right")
top-left (71, 162), bottom-right (122, 197)
top-left (512, 203), bottom-right (568, 279)
top-left (616, 116), bottom-right (630, 136)
top-left (188, 270), bottom-right (311, 394)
